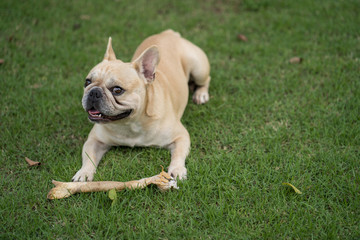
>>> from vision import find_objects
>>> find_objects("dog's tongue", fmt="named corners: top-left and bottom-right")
top-left (88, 109), bottom-right (101, 116)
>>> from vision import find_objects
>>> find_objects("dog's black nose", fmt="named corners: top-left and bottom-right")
top-left (89, 88), bottom-right (103, 100)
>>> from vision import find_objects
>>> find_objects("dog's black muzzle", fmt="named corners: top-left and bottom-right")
top-left (86, 88), bottom-right (103, 111)
top-left (89, 88), bottom-right (102, 104)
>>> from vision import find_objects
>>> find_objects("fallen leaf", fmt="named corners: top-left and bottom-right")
top-left (25, 157), bottom-right (41, 166)
top-left (0, 59), bottom-right (4, 65)
top-left (237, 34), bottom-right (248, 42)
top-left (289, 57), bottom-right (303, 64)
top-left (282, 182), bottom-right (302, 194)
top-left (108, 188), bottom-right (117, 206)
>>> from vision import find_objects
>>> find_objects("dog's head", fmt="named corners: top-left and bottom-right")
top-left (82, 38), bottom-right (159, 123)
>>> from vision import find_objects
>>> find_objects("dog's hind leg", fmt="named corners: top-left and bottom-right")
top-left (181, 39), bottom-right (211, 104)
top-left (189, 55), bottom-right (211, 105)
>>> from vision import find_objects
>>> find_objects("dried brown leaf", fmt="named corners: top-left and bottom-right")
top-left (25, 157), bottom-right (41, 166)
top-left (237, 34), bottom-right (248, 42)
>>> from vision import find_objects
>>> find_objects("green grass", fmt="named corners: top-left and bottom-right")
top-left (1, 0), bottom-right (359, 239)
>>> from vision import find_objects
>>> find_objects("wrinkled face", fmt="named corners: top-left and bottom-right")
top-left (82, 60), bottom-right (146, 123)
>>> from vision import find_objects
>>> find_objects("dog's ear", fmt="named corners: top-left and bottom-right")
top-left (133, 46), bottom-right (160, 84)
top-left (104, 37), bottom-right (116, 61)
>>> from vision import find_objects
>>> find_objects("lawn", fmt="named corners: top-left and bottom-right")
top-left (1, 0), bottom-right (359, 239)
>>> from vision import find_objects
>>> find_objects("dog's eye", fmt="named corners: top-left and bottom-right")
top-left (84, 79), bottom-right (92, 87)
top-left (111, 86), bottom-right (125, 96)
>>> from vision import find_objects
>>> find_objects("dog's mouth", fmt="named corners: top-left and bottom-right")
top-left (87, 108), bottom-right (133, 122)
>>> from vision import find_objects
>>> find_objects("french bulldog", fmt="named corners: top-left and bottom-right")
top-left (72, 29), bottom-right (211, 182)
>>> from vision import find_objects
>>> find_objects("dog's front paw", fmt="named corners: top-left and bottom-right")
top-left (168, 166), bottom-right (187, 180)
top-left (72, 167), bottom-right (96, 182)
